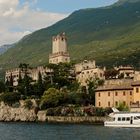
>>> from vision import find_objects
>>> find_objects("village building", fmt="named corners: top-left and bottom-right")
top-left (49, 33), bottom-right (70, 64)
top-left (5, 68), bottom-right (25, 86)
top-left (114, 66), bottom-right (135, 79)
top-left (5, 66), bottom-right (52, 86)
top-left (75, 60), bottom-right (105, 86)
top-left (95, 79), bottom-right (134, 108)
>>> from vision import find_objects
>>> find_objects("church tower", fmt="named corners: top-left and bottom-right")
top-left (49, 33), bottom-right (70, 64)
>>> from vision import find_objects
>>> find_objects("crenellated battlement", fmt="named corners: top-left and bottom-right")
top-left (49, 33), bottom-right (70, 64)
top-left (52, 32), bottom-right (67, 42)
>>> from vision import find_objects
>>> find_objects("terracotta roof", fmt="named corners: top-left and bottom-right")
top-left (96, 84), bottom-right (133, 92)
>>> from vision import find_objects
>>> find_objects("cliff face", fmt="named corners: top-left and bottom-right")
top-left (0, 102), bottom-right (37, 122)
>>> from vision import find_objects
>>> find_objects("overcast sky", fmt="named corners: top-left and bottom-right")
top-left (0, 0), bottom-right (118, 46)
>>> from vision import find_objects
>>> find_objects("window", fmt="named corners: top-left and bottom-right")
top-left (130, 91), bottom-right (132, 96)
top-left (134, 117), bottom-right (138, 120)
top-left (118, 117), bottom-right (121, 121)
top-left (122, 117), bottom-right (125, 121)
top-left (108, 92), bottom-right (110, 96)
top-left (136, 116), bottom-right (140, 119)
top-left (123, 101), bottom-right (126, 106)
top-left (108, 102), bottom-right (110, 107)
top-left (115, 92), bottom-right (118, 96)
top-left (100, 73), bottom-right (103, 77)
top-left (99, 102), bottom-right (101, 107)
top-left (136, 88), bottom-right (139, 93)
top-left (98, 93), bottom-right (100, 97)
top-left (115, 101), bottom-right (118, 106)
top-left (126, 117), bottom-right (130, 121)
top-left (123, 91), bottom-right (125, 96)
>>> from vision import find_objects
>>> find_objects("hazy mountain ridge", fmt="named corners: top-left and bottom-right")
top-left (0, 44), bottom-right (14, 55)
top-left (0, 0), bottom-right (140, 71)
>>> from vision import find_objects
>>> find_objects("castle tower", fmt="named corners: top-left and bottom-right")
top-left (49, 33), bottom-right (70, 64)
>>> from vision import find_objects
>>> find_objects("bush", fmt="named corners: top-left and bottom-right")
top-left (0, 92), bottom-right (20, 106)
top-left (40, 88), bottom-right (64, 109)
top-left (24, 99), bottom-right (33, 109)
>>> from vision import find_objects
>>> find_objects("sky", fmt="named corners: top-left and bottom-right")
top-left (0, 0), bottom-right (118, 46)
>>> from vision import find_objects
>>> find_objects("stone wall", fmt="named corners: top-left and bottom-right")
top-left (0, 101), bottom-right (107, 123)
top-left (45, 116), bottom-right (107, 124)
top-left (37, 111), bottom-right (107, 124)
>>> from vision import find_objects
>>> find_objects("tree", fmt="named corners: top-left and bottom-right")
top-left (87, 78), bottom-right (105, 105)
top-left (104, 69), bottom-right (118, 79)
top-left (46, 63), bottom-right (74, 89)
top-left (117, 102), bottom-right (129, 111)
top-left (17, 71), bottom-right (24, 94)
top-left (6, 73), bottom-right (14, 92)
top-left (40, 88), bottom-right (64, 109)
top-left (19, 63), bottom-right (29, 73)
top-left (37, 71), bottom-right (44, 97)
top-left (23, 73), bottom-right (32, 96)
top-left (0, 81), bottom-right (6, 93)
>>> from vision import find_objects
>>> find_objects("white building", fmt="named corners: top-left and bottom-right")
top-left (49, 33), bottom-right (70, 64)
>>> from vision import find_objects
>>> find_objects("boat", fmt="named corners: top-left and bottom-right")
top-left (104, 108), bottom-right (140, 127)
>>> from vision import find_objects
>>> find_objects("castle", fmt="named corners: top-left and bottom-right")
top-left (49, 33), bottom-right (70, 64)
top-left (5, 32), bottom-right (140, 111)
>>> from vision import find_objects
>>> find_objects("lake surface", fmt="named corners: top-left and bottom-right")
top-left (0, 123), bottom-right (140, 140)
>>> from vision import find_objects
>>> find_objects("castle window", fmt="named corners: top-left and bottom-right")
top-left (108, 102), bottom-right (110, 107)
top-left (100, 73), bottom-right (103, 77)
top-left (136, 88), bottom-right (139, 93)
top-left (98, 93), bottom-right (100, 97)
top-left (123, 101), bottom-right (126, 106)
top-left (123, 91), bottom-right (126, 96)
top-left (130, 91), bottom-right (132, 96)
top-left (108, 92), bottom-right (110, 96)
top-left (99, 102), bottom-right (101, 107)
top-left (115, 92), bottom-right (118, 96)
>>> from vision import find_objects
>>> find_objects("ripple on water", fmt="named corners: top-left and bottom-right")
top-left (0, 123), bottom-right (140, 140)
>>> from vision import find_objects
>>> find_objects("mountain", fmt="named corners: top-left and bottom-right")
top-left (0, 0), bottom-right (140, 72)
top-left (0, 44), bottom-right (14, 55)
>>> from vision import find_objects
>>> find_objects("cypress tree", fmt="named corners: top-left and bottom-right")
top-left (37, 71), bottom-right (44, 96)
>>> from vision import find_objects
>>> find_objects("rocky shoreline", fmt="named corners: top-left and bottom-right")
top-left (0, 101), bottom-right (107, 124)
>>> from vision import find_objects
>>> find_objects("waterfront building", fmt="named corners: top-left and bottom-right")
top-left (49, 33), bottom-right (70, 64)
top-left (75, 60), bottom-right (105, 86)
top-left (95, 79), bottom-right (133, 108)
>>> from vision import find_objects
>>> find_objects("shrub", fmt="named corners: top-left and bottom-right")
top-left (0, 92), bottom-right (20, 106)
top-left (24, 99), bottom-right (33, 109)
top-left (40, 88), bottom-right (64, 109)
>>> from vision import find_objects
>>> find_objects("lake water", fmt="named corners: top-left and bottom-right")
top-left (0, 123), bottom-right (140, 140)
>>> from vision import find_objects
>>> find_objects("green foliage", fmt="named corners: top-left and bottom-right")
top-left (117, 102), bottom-right (130, 111)
top-left (104, 69), bottom-right (119, 79)
top-left (40, 88), bottom-right (64, 109)
top-left (33, 72), bottom-right (45, 97)
top-left (0, 81), bottom-right (5, 93)
top-left (0, 1), bottom-right (140, 70)
top-left (24, 99), bottom-right (33, 109)
top-left (0, 92), bottom-right (20, 106)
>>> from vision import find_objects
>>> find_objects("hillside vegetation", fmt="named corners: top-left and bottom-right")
top-left (0, 0), bottom-right (140, 71)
